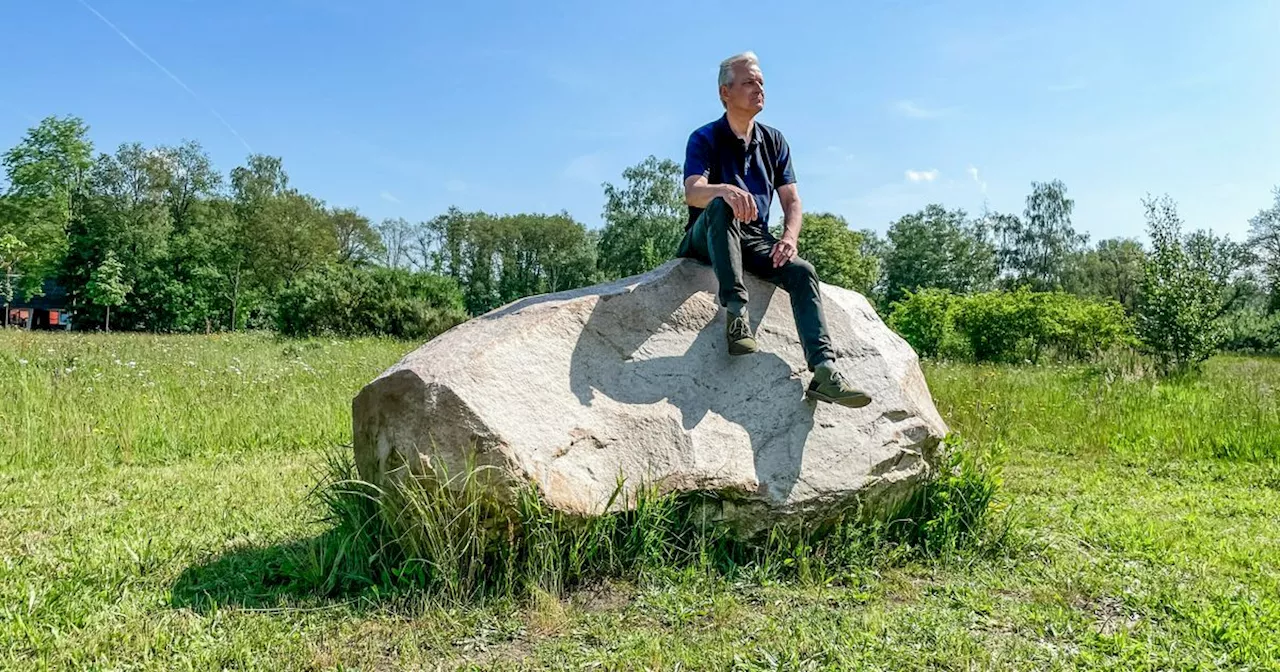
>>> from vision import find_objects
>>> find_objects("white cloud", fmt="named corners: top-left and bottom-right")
top-left (445, 179), bottom-right (467, 193)
top-left (966, 165), bottom-right (988, 193)
top-left (379, 190), bottom-right (401, 204)
top-left (894, 100), bottom-right (948, 119)
top-left (905, 169), bottom-right (939, 183)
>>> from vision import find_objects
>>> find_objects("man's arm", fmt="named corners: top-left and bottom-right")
top-left (685, 175), bottom-right (758, 222)
top-left (770, 183), bottom-right (802, 267)
top-left (684, 129), bottom-right (757, 222)
top-left (777, 183), bottom-right (802, 243)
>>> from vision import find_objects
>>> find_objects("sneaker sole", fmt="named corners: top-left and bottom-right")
top-left (805, 389), bottom-right (872, 408)
top-left (728, 341), bottom-right (758, 356)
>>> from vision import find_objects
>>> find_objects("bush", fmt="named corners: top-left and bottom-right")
top-left (886, 288), bottom-right (961, 359)
top-left (887, 287), bottom-right (1133, 363)
top-left (951, 288), bottom-right (1044, 363)
top-left (1134, 195), bottom-right (1231, 373)
top-left (276, 265), bottom-right (468, 339)
top-left (1220, 309), bottom-right (1280, 353)
top-left (1040, 292), bottom-right (1135, 361)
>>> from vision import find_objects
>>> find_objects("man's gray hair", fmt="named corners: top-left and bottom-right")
top-left (718, 51), bottom-right (760, 88)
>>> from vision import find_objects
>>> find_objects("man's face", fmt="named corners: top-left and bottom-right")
top-left (723, 64), bottom-right (765, 114)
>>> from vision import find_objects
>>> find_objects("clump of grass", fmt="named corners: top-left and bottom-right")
top-left (879, 437), bottom-right (1012, 560)
top-left (288, 437), bottom-right (1011, 604)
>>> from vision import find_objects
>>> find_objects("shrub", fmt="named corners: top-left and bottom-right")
top-left (886, 288), bottom-right (959, 358)
top-left (1135, 195), bottom-right (1230, 373)
top-left (1031, 291), bottom-right (1135, 361)
top-left (951, 288), bottom-right (1044, 363)
top-left (1219, 308), bottom-right (1280, 354)
top-left (887, 287), bottom-right (1133, 363)
top-left (276, 265), bottom-right (468, 339)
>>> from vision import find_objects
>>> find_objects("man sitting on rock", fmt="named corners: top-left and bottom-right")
top-left (676, 50), bottom-right (871, 408)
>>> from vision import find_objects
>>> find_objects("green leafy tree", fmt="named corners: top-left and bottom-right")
top-left (331, 207), bottom-right (383, 266)
top-left (883, 204), bottom-right (998, 303)
top-left (227, 154), bottom-right (288, 328)
top-left (60, 143), bottom-right (174, 330)
top-left (1063, 238), bottom-right (1147, 312)
top-left (1, 115), bottom-right (94, 300)
top-left (254, 191), bottom-right (337, 290)
top-left (420, 208), bottom-right (598, 314)
top-left (154, 140), bottom-right (221, 232)
top-left (152, 141), bottom-right (233, 331)
top-left (597, 155), bottom-right (685, 280)
top-left (796, 212), bottom-right (880, 295)
top-left (995, 180), bottom-right (1087, 290)
top-left (87, 251), bottom-right (130, 331)
top-left (1248, 187), bottom-right (1280, 310)
top-left (1136, 194), bottom-right (1229, 373)
top-left (167, 196), bottom-right (241, 332)
top-left (0, 233), bottom-right (29, 327)
top-left (227, 155), bottom-right (336, 326)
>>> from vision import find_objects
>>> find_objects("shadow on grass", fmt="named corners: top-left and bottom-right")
top-left (170, 535), bottom-right (360, 612)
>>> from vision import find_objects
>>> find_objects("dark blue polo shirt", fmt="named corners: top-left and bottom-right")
top-left (683, 113), bottom-right (796, 231)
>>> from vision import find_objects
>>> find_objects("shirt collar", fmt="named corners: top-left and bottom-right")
top-left (715, 113), bottom-right (762, 149)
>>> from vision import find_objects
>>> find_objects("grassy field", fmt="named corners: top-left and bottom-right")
top-left (2, 330), bottom-right (1279, 670)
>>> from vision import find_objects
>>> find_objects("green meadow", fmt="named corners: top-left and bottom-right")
top-left (3, 330), bottom-right (1279, 670)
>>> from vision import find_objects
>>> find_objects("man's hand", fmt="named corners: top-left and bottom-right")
top-left (718, 185), bottom-right (758, 223)
top-left (685, 177), bottom-right (759, 222)
top-left (771, 237), bottom-right (798, 268)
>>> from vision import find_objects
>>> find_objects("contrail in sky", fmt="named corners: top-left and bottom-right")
top-left (75, 0), bottom-right (254, 153)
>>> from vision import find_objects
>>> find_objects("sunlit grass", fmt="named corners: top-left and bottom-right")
top-left (0, 330), bottom-right (404, 470)
top-left (2, 330), bottom-right (1279, 669)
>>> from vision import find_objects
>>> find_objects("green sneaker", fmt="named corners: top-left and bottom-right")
top-left (806, 365), bottom-right (872, 408)
top-left (726, 311), bottom-right (757, 356)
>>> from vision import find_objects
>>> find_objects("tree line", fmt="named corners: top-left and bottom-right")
top-left (3, 114), bottom-right (1280, 371)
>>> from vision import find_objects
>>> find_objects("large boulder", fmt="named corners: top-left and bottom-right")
top-left (352, 258), bottom-right (948, 535)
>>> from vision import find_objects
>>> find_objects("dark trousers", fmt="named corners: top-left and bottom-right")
top-left (676, 197), bottom-right (836, 371)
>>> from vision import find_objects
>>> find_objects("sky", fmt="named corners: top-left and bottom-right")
top-left (2, 0), bottom-right (1278, 244)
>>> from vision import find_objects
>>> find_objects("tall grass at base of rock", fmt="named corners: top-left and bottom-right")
top-left (879, 437), bottom-right (1012, 560)
top-left (291, 437), bottom-right (1011, 604)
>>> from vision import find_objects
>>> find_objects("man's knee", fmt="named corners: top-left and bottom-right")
top-left (789, 258), bottom-right (818, 280)
top-left (783, 258), bottom-right (819, 289)
top-left (702, 197), bottom-right (737, 228)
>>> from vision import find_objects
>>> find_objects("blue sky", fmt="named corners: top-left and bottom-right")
top-left (3, 0), bottom-right (1278, 243)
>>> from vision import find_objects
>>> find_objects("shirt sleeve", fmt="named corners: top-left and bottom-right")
top-left (684, 130), bottom-right (712, 181)
top-left (774, 133), bottom-right (797, 188)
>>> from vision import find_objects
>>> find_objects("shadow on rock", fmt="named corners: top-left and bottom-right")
top-left (567, 261), bottom-right (817, 504)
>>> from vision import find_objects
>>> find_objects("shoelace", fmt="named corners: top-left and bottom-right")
top-left (822, 368), bottom-right (851, 388)
top-left (728, 315), bottom-right (751, 340)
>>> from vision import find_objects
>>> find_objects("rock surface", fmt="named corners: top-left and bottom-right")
top-left (352, 258), bottom-right (948, 534)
